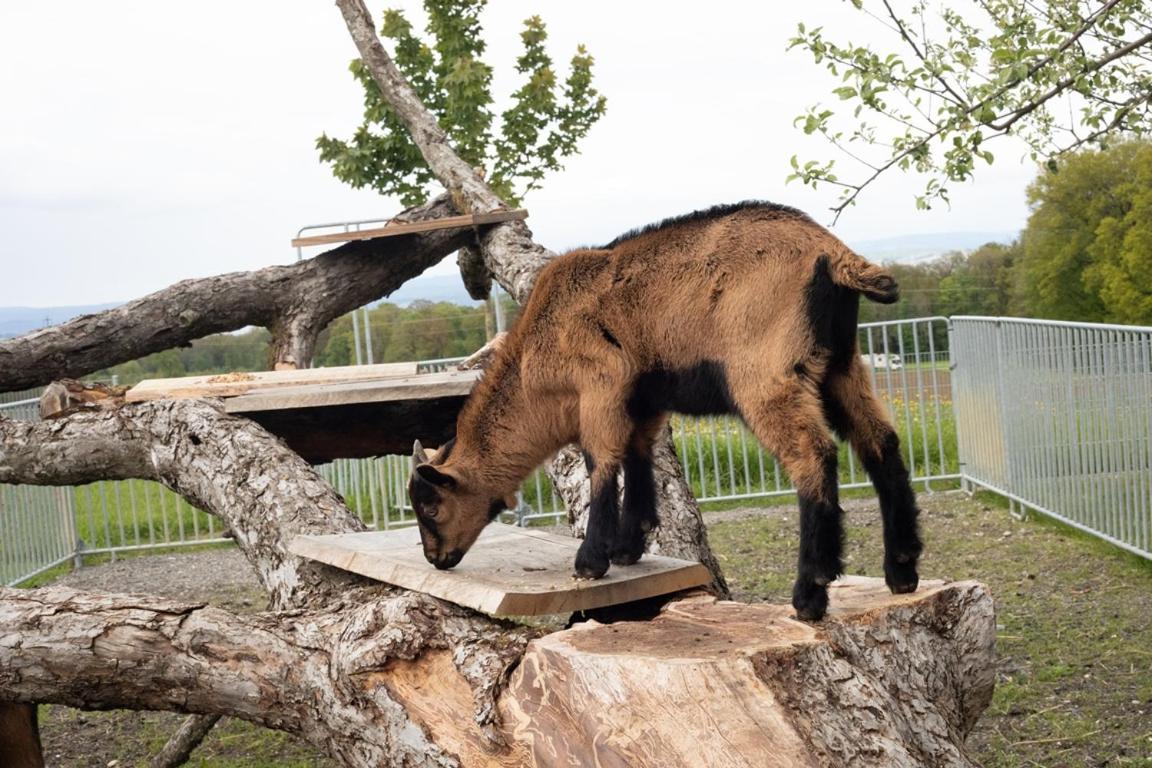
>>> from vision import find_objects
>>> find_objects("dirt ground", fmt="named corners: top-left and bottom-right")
top-left (30, 491), bottom-right (1152, 767)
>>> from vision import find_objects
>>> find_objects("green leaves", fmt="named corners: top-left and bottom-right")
top-left (1016, 141), bottom-right (1152, 323)
top-left (318, 1), bottom-right (606, 207)
top-left (789, 0), bottom-right (1152, 219)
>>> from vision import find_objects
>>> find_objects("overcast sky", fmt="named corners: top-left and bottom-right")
top-left (0, 1), bottom-right (1036, 308)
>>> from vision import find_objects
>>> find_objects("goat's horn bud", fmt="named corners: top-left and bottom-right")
top-left (411, 440), bottom-right (425, 473)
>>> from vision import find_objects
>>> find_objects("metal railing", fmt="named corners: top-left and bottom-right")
top-left (0, 399), bottom-right (78, 586)
top-left (14, 313), bottom-right (1149, 581)
top-left (952, 316), bottom-right (1152, 560)
top-left (0, 316), bottom-right (960, 585)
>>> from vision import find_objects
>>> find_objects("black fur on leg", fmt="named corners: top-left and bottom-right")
top-left (862, 430), bottom-right (922, 594)
top-left (612, 451), bottom-right (658, 565)
top-left (575, 466), bottom-right (618, 579)
top-left (791, 450), bottom-right (843, 621)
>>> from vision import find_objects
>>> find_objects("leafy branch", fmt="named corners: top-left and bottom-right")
top-left (788, 0), bottom-right (1152, 220)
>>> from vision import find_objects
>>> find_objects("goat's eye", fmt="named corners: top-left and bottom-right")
top-left (424, 506), bottom-right (441, 521)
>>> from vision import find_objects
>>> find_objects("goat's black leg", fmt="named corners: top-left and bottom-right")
top-left (741, 379), bottom-right (844, 620)
top-left (612, 417), bottom-right (665, 565)
top-left (574, 464), bottom-right (620, 579)
top-left (613, 451), bottom-right (655, 565)
top-left (822, 356), bottom-right (922, 594)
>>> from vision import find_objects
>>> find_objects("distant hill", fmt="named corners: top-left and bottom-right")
top-left (851, 231), bottom-right (1017, 265)
top-left (0, 303), bottom-right (120, 339)
top-left (381, 274), bottom-right (483, 307)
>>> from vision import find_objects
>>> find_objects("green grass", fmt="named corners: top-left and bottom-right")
top-left (708, 491), bottom-right (1152, 767)
top-left (673, 397), bottom-right (958, 502)
top-left (41, 707), bottom-right (332, 767)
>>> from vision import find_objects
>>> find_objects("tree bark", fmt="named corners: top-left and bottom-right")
top-left (0, 196), bottom-right (469, 391)
top-left (333, 0), bottom-right (728, 595)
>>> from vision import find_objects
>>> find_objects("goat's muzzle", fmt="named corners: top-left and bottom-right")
top-left (429, 549), bottom-right (464, 570)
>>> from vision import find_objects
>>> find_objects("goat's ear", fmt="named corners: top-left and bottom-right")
top-left (412, 439), bottom-right (436, 470)
top-left (416, 463), bottom-right (458, 490)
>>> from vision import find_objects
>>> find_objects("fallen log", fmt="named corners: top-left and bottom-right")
top-left (0, 577), bottom-right (993, 767)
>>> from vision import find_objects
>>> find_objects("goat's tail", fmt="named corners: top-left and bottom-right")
top-left (826, 247), bottom-right (900, 304)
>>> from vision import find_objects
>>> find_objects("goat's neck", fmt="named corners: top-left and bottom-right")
top-left (452, 345), bottom-right (571, 494)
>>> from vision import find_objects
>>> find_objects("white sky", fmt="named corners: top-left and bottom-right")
top-left (0, 1), bottom-right (1036, 307)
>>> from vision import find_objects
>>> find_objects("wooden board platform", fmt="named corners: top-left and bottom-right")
top-left (221, 369), bottom-right (479, 414)
top-left (289, 524), bottom-right (712, 616)
top-left (123, 366), bottom-right (479, 463)
top-left (291, 209), bottom-right (528, 248)
top-left (125, 362), bottom-right (420, 402)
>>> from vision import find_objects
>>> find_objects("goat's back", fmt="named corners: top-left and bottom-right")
top-left (521, 205), bottom-right (856, 379)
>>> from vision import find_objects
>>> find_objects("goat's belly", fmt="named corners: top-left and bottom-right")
top-left (627, 361), bottom-right (736, 418)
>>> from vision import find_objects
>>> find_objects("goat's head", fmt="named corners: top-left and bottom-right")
top-left (407, 440), bottom-right (514, 570)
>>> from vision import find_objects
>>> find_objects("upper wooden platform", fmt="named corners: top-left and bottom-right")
top-left (125, 365), bottom-right (480, 463)
top-left (289, 524), bottom-right (712, 616)
top-left (291, 209), bottom-right (528, 248)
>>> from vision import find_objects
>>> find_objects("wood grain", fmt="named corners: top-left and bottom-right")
top-left (125, 362), bottom-right (419, 402)
top-left (289, 524), bottom-right (712, 616)
top-left (290, 209), bottom-right (528, 247)
top-left (374, 578), bottom-right (996, 767)
top-left (221, 369), bottom-right (480, 414)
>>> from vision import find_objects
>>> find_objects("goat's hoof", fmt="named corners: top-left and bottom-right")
top-left (792, 580), bottom-right (829, 622)
top-left (610, 548), bottom-right (643, 566)
top-left (574, 544), bottom-right (610, 580)
top-left (609, 532), bottom-right (646, 565)
top-left (885, 558), bottom-right (919, 594)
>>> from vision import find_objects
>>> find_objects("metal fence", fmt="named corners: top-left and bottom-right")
top-left (0, 399), bottom-right (78, 586)
top-left (0, 316), bottom-right (959, 584)
top-left (952, 316), bottom-right (1152, 560)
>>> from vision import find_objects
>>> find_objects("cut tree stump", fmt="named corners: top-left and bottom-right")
top-left (384, 577), bottom-right (995, 768)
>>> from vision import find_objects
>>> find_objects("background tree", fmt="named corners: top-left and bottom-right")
top-left (787, 0), bottom-right (1152, 218)
top-left (317, 0), bottom-right (607, 207)
top-left (1012, 140), bottom-right (1152, 323)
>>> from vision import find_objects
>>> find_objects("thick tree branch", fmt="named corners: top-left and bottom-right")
top-left (0, 585), bottom-right (534, 768)
top-left (335, 0), bottom-right (550, 303)
top-left (333, 0), bottom-right (728, 595)
top-left (0, 196), bottom-right (468, 392)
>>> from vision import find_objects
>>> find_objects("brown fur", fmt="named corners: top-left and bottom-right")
top-left (0, 703), bottom-right (43, 768)
top-left (410, 202), bottom-right (921, 619)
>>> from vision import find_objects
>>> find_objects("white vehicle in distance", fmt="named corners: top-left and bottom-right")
top-left (861, 352), bottom-right (904, 371)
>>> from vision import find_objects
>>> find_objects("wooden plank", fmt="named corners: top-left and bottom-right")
top-left (290, 209), bottom-right (528, 248)
top-left (289, 524), bottom-right (712, 616)
top-left (125, 362), bottom-right (419, 402)
top-left (223, 369), bottom-right (480, 414)
top-left (243, 394), bottom-right (464, 463)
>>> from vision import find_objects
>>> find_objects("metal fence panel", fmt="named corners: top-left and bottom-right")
top-left (952, 316), bottom-right (1152, 560)
top-left (0, 399), bottom-right (78, 586)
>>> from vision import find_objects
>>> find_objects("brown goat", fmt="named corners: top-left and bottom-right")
top-left (409, 201), bottom-right (922, 620)
top-left (0, 703), bottom-right (43, 768)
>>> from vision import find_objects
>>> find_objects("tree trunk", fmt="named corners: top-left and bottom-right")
top-left (0, 196), bottom-right (468, 391)
top-left (333, 0), bottom-right (727, 594)
top-left (0, 398), bottom-right (534, 763)
top-left (1, 578), bottom-right (994, 767)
